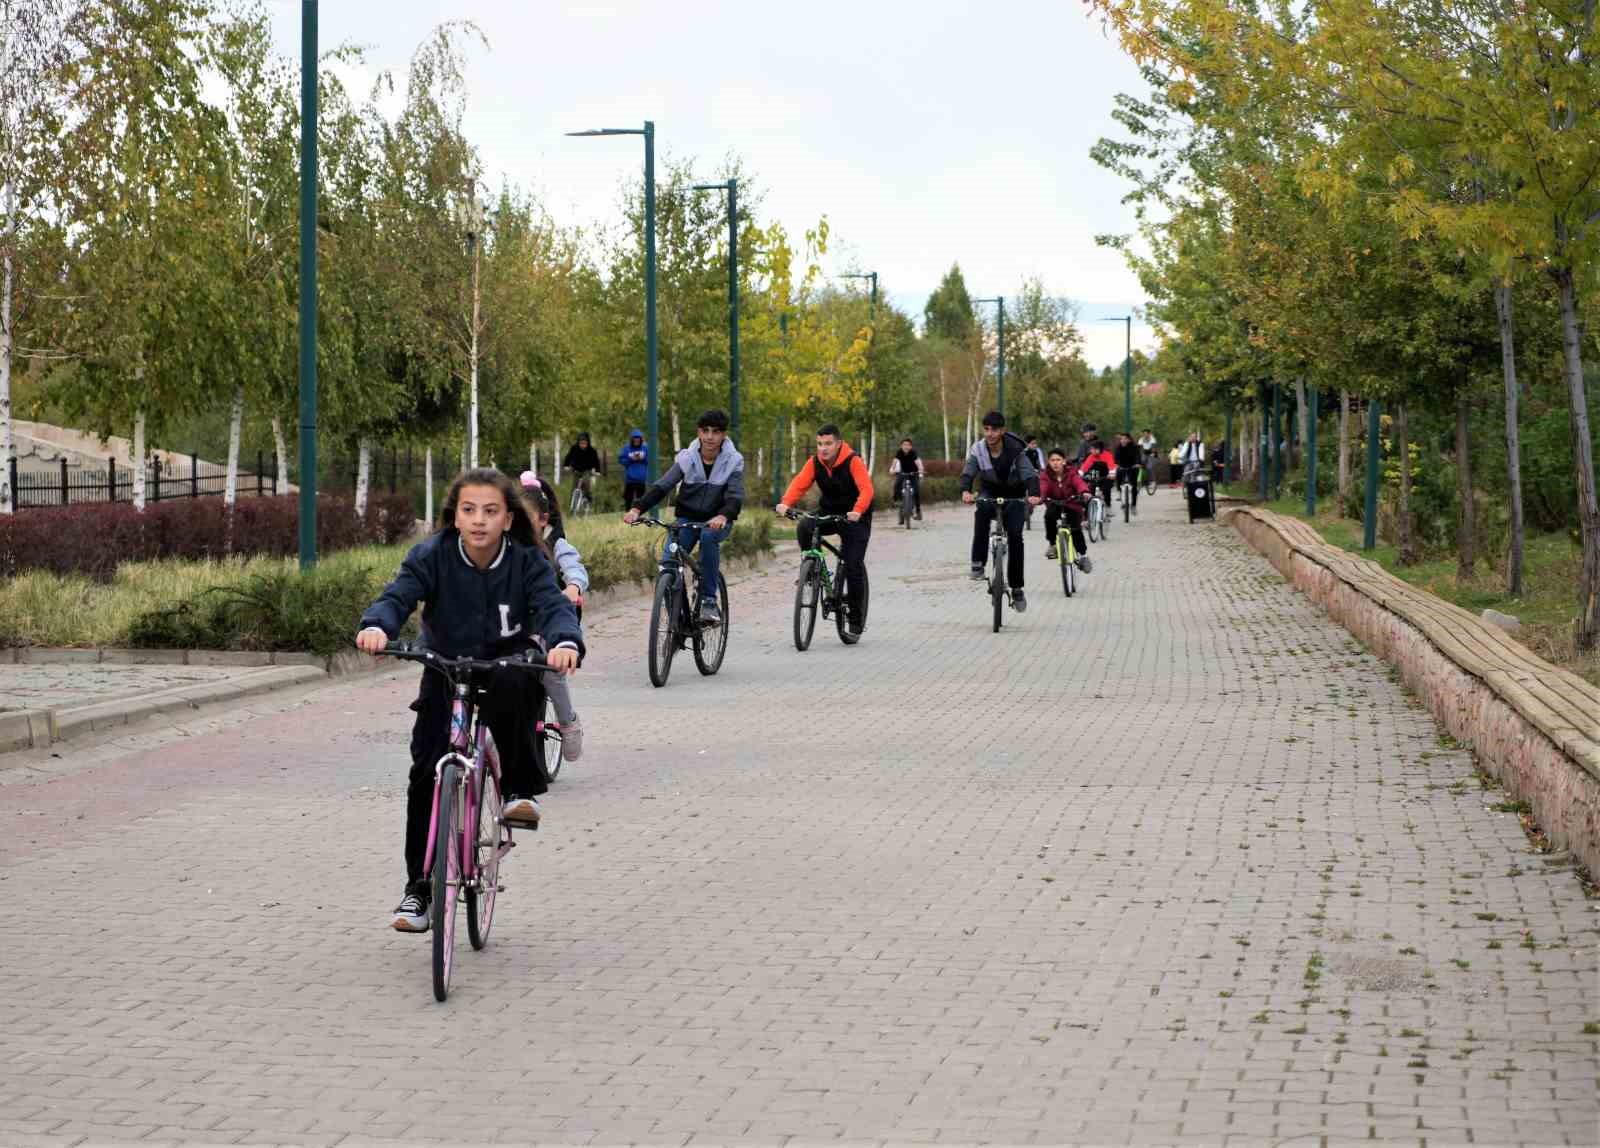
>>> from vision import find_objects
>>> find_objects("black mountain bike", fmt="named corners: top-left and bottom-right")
top-left (629, 518), bottom-right (729, 687)
top-left (786, 510), bottom-right (869, 650)
top-left (896, 475), bottom-right (918, 528)
top-left (974, 496), bottom-right (1021, 632)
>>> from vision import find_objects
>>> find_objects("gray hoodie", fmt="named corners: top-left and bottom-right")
top-left (635, 440), bottom-right (745, 523)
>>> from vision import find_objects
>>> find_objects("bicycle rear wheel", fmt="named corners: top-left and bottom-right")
top-left (466, 766), bottom-right (499, 951)
top-left (793, 557), bottom-right (820, 651)
top-left (647, 571), bottom-right (678, 687)
top-left (835, 563), bottom-right (868, 645)
top-left (693, 574), bottom-right (729, 675)
top-left (431, 762), bottom-right (461, 1001)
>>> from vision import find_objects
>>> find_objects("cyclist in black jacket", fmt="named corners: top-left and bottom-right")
top-left (959, 410), bottom-right (1042, 612)
top-left (1112, 431), bottom-right (1144, 513)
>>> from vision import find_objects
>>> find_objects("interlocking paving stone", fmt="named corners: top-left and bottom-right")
top-left (0, 496), bottom-right (1594, 1145)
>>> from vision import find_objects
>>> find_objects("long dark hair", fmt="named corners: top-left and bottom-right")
top-left (521, 476), bottom-right (567, 544)
top-left (437, 468), bottom-right (538, 549)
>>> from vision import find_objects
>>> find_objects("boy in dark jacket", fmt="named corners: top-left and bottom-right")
top-left (623, 409), bottom-right (745, 627)
top-left (1112, 431), bottom-right (1144, 512)
top-left (959, 410), bottom-right (1042, 611)
top-left (357, 468), bottom-right (583, 933)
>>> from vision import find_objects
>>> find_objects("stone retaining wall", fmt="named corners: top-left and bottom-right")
top-left (1228, 506), bottom-right (1600, 876)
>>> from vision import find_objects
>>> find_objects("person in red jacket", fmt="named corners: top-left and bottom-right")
top-left (775, 424), bottom-right (874, 635)
top-left (1039, 448), bottom-right (1093, 571)
top-left (1079, 439), bottom-right (1117, 511)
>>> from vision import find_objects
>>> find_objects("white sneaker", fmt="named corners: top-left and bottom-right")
top-left (391, 889), bottom-right (430, 933)
top-left (561, 718), bottom-right (583, 762)
top-left (502, 795), bottom-right (541, 826)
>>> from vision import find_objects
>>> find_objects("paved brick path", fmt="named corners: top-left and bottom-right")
top-left (1, 497), bottom-right (1595, 1146)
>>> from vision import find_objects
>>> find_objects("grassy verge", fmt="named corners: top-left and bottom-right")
top-left (1233, 493), bottom-right (1597, 685)
top-left (0, 515), bottom-right (774, 654)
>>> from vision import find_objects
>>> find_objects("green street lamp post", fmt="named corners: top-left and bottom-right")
top-left (973, 296), bottom-right (1005, 420)
top-left (1363, 398), bottom-right (1381, 550)
top-left (1103, 315), bottom-right (1133, 433)
top-left (1305, 387), bottom-right (1319, 517)
top-left (692, 180), bottom-right (740, 443)
top-left (297, 0), bottom-right (318, 568)
top-left (569, 122), bottom-right (658, 479)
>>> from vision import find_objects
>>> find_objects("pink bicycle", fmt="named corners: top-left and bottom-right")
top-left (377, 642), bottom-right (553, 1001)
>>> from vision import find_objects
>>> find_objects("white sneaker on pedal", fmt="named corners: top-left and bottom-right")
top-left (391, 887), bottom-right (430, 933)
top-left (561, 718), bottom-right (583, 762)
top-left (502, 795), bottom-right (541, 826)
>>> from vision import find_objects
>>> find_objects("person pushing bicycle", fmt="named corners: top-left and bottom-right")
top-left (356, 467), bottom-right (582, 933)
top-left (623, 409), bottom-right (745, 628)
top-left (775, 423), bottom-right (874, 635)
top-left (960, 410), bottom-right (1041, 612)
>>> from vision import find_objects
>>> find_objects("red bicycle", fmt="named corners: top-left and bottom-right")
top-left (377, 643), bottom-right (552, 1001)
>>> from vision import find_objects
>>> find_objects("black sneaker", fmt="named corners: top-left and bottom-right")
top-left (1077, 555), bottom-right (1094, 573)
top-left (699, 600), bottom-right (722, 627)
top-left (847, 613), bottom-right (864, 636)
top-left (969, 564), bottom-right (985, 581)
top-left (391, 885), bottom-right (430, 933)
top-left (1044, 546), bottom-right (1058, 561)
top-left (1012, 590), bottom-right (1028, 613)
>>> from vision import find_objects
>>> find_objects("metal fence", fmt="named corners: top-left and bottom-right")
top-left (9, 453), bottom-right (281, 510)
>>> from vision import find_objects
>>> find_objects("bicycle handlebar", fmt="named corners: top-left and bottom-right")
top-left (783, 509), bottom-right (848, 524)
top-left (374, 641), bottom-right (556, 677)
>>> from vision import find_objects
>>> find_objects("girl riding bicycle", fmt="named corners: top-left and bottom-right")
top-left (1040, 448), bottom-right (1093, 572)
top-left (356, 468), bottom-right (583, 933)
top-left (520, 473), bottom-right (589, 761)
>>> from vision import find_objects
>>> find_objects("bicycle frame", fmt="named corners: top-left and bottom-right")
top-left (793, 513), bottom-right (844, 612)
top-left (421, 682), bottom-right (510, 893)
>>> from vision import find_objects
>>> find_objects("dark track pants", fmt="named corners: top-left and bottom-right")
top-left (798, 514), bottom-right (872, 624)
top-left (1044, 504), bottom-right (1088, 554)
top-left (972, 499), bottom-right (1027, 588)
top-left (406, 668), bottom-right (544, 885)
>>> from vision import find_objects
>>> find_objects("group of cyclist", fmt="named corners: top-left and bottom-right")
top-left (355, 407), bottom-right (1170, 930)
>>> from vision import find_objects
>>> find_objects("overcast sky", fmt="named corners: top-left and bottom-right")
top-left (265, 0), bottom-right (1157, 370)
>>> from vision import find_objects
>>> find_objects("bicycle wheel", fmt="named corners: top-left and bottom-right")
top-left (1060, 544), bottom-right (1075, 597)
top-left (647, 571), bottom-right (678, 687)
top-left (1123, 487), bottom-right (1131, 524)
top-left (899, 494), bottom-right (911, 529)
top-left (990, 543), bottom-right (1006, 633)
top-left (1145, 472), bottom-right (1157, 495)
top-left (793, 557), bottom-right (820, 651)
top-left (693, 574), bottom-right (729, 675)
top-left (466, 765), bottom-right (500, 951)
top-left (431, 761), bottom-right (461, 1001)
top-left (835, 563), bottom-right (867, 645)
top-left (541, 695), bottom-right (565, 781)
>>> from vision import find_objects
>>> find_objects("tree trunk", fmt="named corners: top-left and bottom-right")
top-left (554, 431), bottom-right (562, 484)
top-left (224, 384), bottom-right (245, 508)
top-left (1337, 391), bottom-right (1351, 504)
top-left (756, 446), bottom-right (764, 478)
top-left (355, 438), bottom-right (372, 518)
top-left (271, 416), bottom-right (289, 494)
top-left (129, 407), bottom-right (147, 511)
top-left (1397, 400), bottom-right (1418, 565)
top-left (939, 363), bottom-right (951, 460)
top-left (671, 406), bottom-right (682, 452)
top-left (1554, 267), bottom-right (1600, 649)
top-left (789, 420), bottom-right (797, 474)
top-left (0, 179), bottom-right (13, 515)
top-left (425, 446), bottom-right (434, 525)
top-left (868, 420), bottom-right (877, 474)
top-left (1494, 283), bottom-right (1526, 597)
top-left (1293, 377), bottom-right (1308, 471)
top-left (1455, 387), bottom-right (1476, 581)
top-left (528, 442), bottom-right (536, 474)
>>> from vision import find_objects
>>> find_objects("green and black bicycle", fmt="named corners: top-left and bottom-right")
top-left (785, 510), bottom-right (869, 650)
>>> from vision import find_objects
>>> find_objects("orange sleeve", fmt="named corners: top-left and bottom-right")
top-left (781, 458), bottom-right (817, 506)
top-left (849, 456), bottom-right (874, 514)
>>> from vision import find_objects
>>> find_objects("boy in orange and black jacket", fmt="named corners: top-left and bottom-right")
top-left (775, 423), bottom-right (874, 635)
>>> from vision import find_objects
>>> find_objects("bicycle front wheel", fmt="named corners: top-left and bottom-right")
top-left (1060, 546), bottom-right (1075, 597)
top-left (899, 495), bottom-right (911, 528)
top-left (836, 564), bottom-right (868, 645)
top-left (432, 762), bottom-right (462, 1001)
top-left (466, 766), bottom-right (500, 951)
top-left (793, 557), bottom-right (820, 651)
top-left (693, 574), bottom-right (729, 676)
top-left (1124, 489), bottom-right (1131, 523)
top-left (541, 695), bottom-right (564, 781)
top-left (647, 571), bottom-right (678, 687)
top-left (991, 547), bottom-right (1006, 633)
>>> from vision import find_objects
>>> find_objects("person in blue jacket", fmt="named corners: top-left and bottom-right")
top-left (618, 428), bottom-right (649, 507)
top-left (356, 467), bottom-right (583, 933)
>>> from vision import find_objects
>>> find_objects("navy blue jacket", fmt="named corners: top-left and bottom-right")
top-left (360, 530), bottom-right (584, 660)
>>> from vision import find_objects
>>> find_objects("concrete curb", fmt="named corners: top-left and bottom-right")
top-left (1227, 505), bottom-right (1600, 875)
